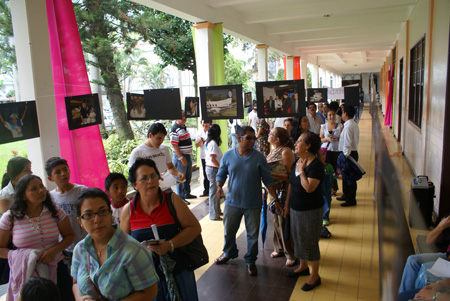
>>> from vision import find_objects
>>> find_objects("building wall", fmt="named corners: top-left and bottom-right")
top-left (394, 0), bottom-right (449, 208)
top-left (424, 0), bottom-right (449, 208)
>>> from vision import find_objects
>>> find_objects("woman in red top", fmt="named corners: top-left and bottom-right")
top-left (120, 158), bottom-right (201, 301)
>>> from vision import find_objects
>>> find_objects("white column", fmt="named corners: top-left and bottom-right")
top-left (256, 45), bottom-right (269, 82)
top-left (193, 22), bottom-right (215, 88)
top-left (300, 59), bottom-right (308, 90)
top-left (11, 0), bottom-right (60, 186)
top-left (325, 70), bottom-right (331, 88)
top-left (285, 57), bottom-right (294, 80)
top-left (310, 64), bottom-right (318, 88)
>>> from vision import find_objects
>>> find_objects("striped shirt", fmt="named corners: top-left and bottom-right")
top-left (170, 123), bottom-right (192, 155)
top-left (0, 206), bottom-right (66, 249)
top-left (71, 227), bottom-right (159, 300)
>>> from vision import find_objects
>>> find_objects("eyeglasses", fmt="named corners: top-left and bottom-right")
top-left (241, 135), bottom-right (257, 140)
top-left (137, 174), bottom-right (159, 182)
top-left (81, 209), bottom-right (111, 220)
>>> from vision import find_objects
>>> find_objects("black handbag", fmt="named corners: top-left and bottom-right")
top-left (166, 193), bottom-right (209, 271)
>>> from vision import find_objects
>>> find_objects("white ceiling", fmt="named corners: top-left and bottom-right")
top-left (136, 0), bottom-right (418, 74)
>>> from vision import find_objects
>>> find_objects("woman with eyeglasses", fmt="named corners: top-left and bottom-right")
top-left (120, 158), bottom-right (201, 301)
top-left (0, 174), bottom-right (75, 300)
top-left (71, 188), bottom-right (158, 300)
top-left (285, 132), bottom-right (324, 291)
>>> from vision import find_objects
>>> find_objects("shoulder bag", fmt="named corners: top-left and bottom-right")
top-left (165, 192), bottom-right (209, 271)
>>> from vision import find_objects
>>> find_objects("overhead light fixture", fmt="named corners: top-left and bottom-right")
top-left (354, 64), bottom-right (358, 67)
top-left (323, 14), bottom-right (331, 18)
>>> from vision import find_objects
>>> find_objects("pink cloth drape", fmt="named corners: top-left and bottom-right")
top-left (46, 0), bottom-right (109, 188)
top-left (384, 64), bottom-right (394, 126)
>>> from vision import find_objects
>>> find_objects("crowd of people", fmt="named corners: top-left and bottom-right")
top-left (0, 102), bottom-right (363, 299)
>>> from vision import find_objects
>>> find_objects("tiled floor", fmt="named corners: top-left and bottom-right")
top-left (186, 106), bottom-right (388, 301)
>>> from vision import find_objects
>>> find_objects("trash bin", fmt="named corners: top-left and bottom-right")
top-left (409, 176), bottom-right (435, 229)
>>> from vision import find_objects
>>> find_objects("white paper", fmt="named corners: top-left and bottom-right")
top-left (159, 172), bottom-right (177, 189)
top-left (151, 224), bottom-right (160, 240)
top-left (427, 258), bottom-right (450, 278)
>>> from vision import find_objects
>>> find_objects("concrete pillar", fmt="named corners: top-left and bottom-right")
top-left (300, 59), bottom-right (308, 90)
top-left (325, 70), bottom-right (331, 88)
top-left (11, 0), bottom-right (61, 186)
top-left (256, 45), bottom-right (269, 82)
top-left (310, 64), bottom-right (319, 88)
top-left (193, 22), bottom-right (215, 87)
top-left (285, 57), bottom-right (294, 80)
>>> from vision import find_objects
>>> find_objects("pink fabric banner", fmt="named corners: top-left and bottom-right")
top-left (384, 64), bottom-right (394, 126)
top-left (46, 0), bottom-right (109, 188)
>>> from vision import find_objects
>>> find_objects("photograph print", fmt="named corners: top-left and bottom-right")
top-left (244, 92), bottom-right (252, 107)
top-left (344, 86), bottom-right (360, 106)
top-left (0, 101), bottom-right (40, 145)
top-left (144, 88), bottom-right (182, 120)
top-left (199, 84), bottom-right (243, 120)
top-left (255, 79), bottom-right (306, 118)
top-left (307, 88), bottom-right (328, 103)
top-left (65, 93), bottom-right (102, 130)
top-left (185, 97), bottom-right (199, 118)
top-left (127, 93), bottom-right (146, 120)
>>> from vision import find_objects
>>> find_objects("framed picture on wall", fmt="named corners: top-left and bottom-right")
top-left (65, 94), bottom-right (102, 130)
top-left (144, 88), bottom-right (183, 120)
top-left (199, 85), bottom-right (244, 120)
top-left (0, 101), bottom-right (40, 145)
top-left (185, 97), bottom-right (199, 118)
top-left (344, 86), bottom-right (360, 106)
top-left (127, 93), bottom-right (146, 120)
top-left (244, 92), bottom-right (252, 107)
top-left (255, 80), bottom-right (306, 118)
top-left (307, 88), bottom-right (328, 103)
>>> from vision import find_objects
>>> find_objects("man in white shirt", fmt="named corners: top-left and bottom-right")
top-left (248, 102), bottom-right (258, 132)
top-left (195, 120), bottom-right (211, 198)
top-left (337, 106), bottom-right (360, 207)
top-left (307, 103), bottom-right (324, 134)
top-left (129, 122), bottom-right (184, 192)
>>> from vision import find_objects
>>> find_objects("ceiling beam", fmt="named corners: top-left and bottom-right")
top-left (334, 53), bottom-right (346, 64)
top-left (290, 34), bottom-right (398, 48)
top-left (361, 52), bottom-right (368, 63)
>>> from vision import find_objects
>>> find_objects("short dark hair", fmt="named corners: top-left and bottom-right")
top-left (308, 103), bottom-right (317, 109)
top-left (237, 125), bottom-right (255, 137)
top-left (284, 118), bottom-right (293, 125)
top-left (11, 175), bottom-right (59, 219)
top-left (343, 105), bottom-right (356, 118)
top-left (45, 157), bottom-right (68, 177)
top-left (75, 188), bottom-right (111, 217)
top-left (147, 122), bottom-right (167, 138)
top-left (2, 157), bottom-right (31, 188)
top-left (128, 158), bottom-right (161, 184)
top-left (300, 132), bottom-right (322, 155)
top-left (20, 277), bottom-right (61, 301)
top-left (104, 173), bottom-right (127, 191)
top-left (329, 101), bottom-right (339, 112)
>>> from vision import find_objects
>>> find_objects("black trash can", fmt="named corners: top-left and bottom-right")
top-left (409, 176), bottom-right (435, 229)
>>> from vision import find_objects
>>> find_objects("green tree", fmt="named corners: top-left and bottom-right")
top-left (307, 66), bottom-right (312, 88)
top-left (275, 69), bottom-right (284, 81)
top-left (114, 48), bottom-right (148, 94)
top-left (0, 0), bottom-right (17, 99)
top-left (224, 52), bottom-right (249, 90)
top-left (140, 63), bottom-right (167, 89)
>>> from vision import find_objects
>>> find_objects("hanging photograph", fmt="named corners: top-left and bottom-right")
top-left (127, 93), bottom-right (146, 120)
top-left (199, 85), bottom-right (243, 120)
top-left (145, 88), bottom-right (182, 120)
top-left (185, 97), bottom-right (199, 118)
top-left (244, 92), bottom-right (252, 107)
top-left (344, 86), bottom-right (360, 106)
top-left (0, 101), bottom-right (40, 145)
top-left (255, 80), bottom-right (306, 118)
top-left (307, 88), bottom-right (328, 103)
top-left (65, 94), bottom-right (102, 130)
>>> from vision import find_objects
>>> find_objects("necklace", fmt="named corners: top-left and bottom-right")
top-left (95, 244), bottom-right (108, 257)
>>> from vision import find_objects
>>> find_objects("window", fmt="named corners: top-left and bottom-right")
top-left (319, 76), bottom-right (322, 88)
top-left (408, 36), bottom-right (425, 128)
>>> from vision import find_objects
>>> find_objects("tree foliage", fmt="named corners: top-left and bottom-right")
top-left (224, 52), bottom-right (250, 90)
top-left (0, 0), bottom-right (14, 75)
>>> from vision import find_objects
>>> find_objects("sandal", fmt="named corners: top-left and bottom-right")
top-left (270, 251), bottom-right (283, 258)
top-left (286, 259), bottom-right (297, 266)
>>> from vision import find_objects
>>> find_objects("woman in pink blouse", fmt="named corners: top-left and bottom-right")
top-left (0, 174), bottom-right (74, 300)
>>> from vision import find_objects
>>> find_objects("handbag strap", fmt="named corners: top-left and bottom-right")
top-left (165, 192), bottom-right (183, 231)
top-left (86, 253), bottom-right (107, 301)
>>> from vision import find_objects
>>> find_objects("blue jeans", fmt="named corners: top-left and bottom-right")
top-left (322, 173), bottom-right (333, 221)
top-left (398, 252), bottom-right (447, 293)
top-left (173, 153), bottom-right (192, 200)
top-left (223, 204), bottom-right (261, 264)
top-left (206, 167), bottom-right (220, 219)
top-left (231, 133), bottom-right (238, 149)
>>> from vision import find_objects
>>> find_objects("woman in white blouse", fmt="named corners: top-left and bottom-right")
top-left (205, 124), bottom-right (223, 221)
